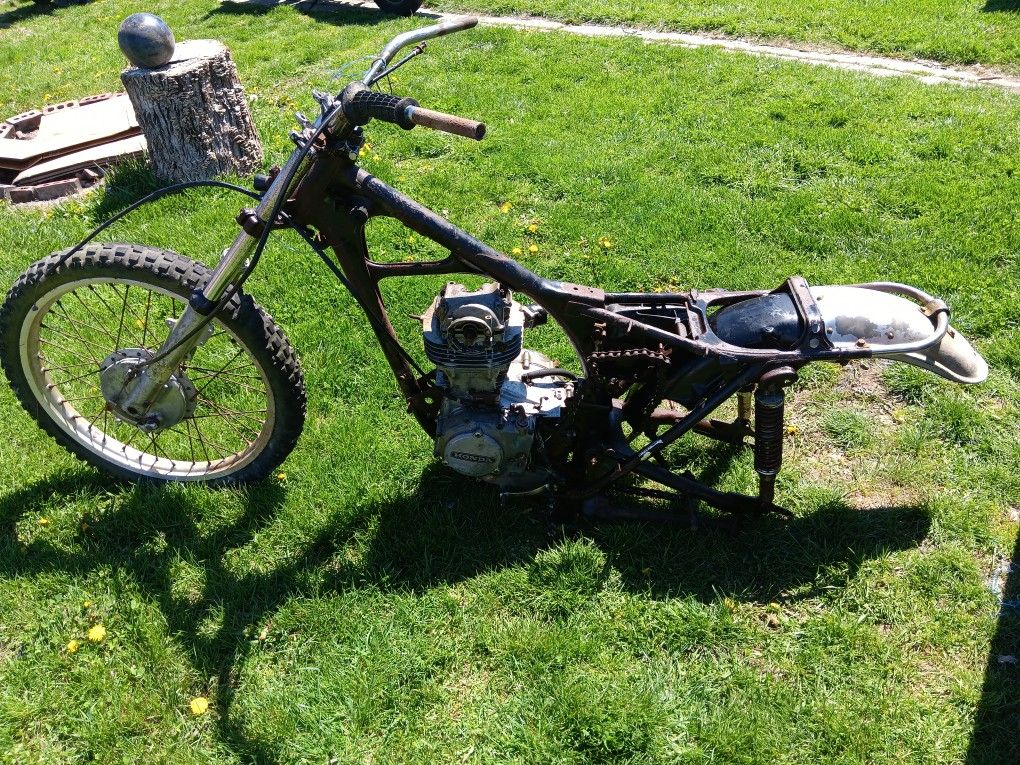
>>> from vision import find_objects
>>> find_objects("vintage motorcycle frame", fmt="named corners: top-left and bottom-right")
top-left (104, 18), bottom-right (986, 519)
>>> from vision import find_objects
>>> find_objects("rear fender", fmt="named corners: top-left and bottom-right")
top-left (710, 285), bottom-right (987, 384)
top-left (812, 286), bottom-right (987, 384)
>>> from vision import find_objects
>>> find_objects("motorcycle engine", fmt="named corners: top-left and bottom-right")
top-left (422, 282), bottom-right (573, 489)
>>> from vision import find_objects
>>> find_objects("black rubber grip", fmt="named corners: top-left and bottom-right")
top-left (342, 85), bottom-right (418, 129)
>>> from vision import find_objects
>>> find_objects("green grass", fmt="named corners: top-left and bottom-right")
top-left (1, 1), bottom-right (1019, 763)
top-left (429, 0), bottom-right (1020, 74)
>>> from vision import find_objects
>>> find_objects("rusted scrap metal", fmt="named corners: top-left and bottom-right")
top-left (0, 93), bottom-right (146, 204)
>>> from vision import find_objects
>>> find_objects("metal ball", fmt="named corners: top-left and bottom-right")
top-left (118, 13), bottom-right (176, 69)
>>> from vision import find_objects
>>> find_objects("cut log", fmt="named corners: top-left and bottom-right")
top-left (121, 39), bottom-right (262, 183)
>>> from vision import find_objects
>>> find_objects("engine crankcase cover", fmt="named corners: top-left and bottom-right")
top-left (443, 429), bottom-right (504, 477)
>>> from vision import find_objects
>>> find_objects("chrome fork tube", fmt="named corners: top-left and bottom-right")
top-left (116, 144), bottom-right (316, 417)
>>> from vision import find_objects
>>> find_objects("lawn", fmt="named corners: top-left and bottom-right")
top-left (431, 0), bottom-right (1020, 73)
top-left (1, 1), bottom-right (1019, 763)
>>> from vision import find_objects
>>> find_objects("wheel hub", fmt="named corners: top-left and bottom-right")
top-left (98, 348), bottom-right (197, 432)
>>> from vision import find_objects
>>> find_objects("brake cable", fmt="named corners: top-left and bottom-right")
top-left (367, 44), bottom-right (427, 89)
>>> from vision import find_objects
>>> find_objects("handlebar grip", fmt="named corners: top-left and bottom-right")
top-left (434, 16), bottom-right (478, 36)
top-left (406, 105), bottom-right (486, 140)
top-left (343, 87), bottom-right (418, 129)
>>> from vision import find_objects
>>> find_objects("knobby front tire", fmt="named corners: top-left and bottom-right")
top-left (0, 243), bottom-right (306, 485)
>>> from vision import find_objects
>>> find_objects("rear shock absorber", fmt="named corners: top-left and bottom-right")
top-left (754, 367), bottom-right (797, 512)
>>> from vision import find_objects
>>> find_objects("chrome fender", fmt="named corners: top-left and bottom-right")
top-left (812, 286), bottom-right (987, 384)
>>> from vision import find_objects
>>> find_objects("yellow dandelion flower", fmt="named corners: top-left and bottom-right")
top-left (86, 624), bottom-right (106, 643)
top-left (499, 202), bottom-right (512, 213)
top-left (38, 517), bottom-right (50, 526)
top-left (44, 93), bottom-right (52, 101)
top-left (511, 247), bottom-right (522, 255)
top-left (785, 425), bottom-right (799, 435)
top-left (66, 639), bottom-right (80, 654)
top-left (83, 600), bottom-right (94, 608)
top-left (276, 472), bottom-right (287, 482)
top-left (528, 244), bottom-right (538, 254)
top-left (601, 239), bottom-right (613, 249)
top-left (189, 696), bottom-right (209, 716)
top-left (372, 154), bottom-right (381, 162)
top-left (527, 223), bottom-right (538, 233)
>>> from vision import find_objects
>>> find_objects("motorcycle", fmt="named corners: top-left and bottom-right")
top-left (0, 19), bottom-right (987, 521)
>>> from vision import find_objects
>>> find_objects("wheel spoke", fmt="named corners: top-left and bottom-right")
top-left (114, 284), bottom-right (129, 351)
top-left (49, 368), bottom-right (101, 387)
top-left (194, 347), bottom-right (247, 394)
top-left (141, 288), bottom-right (153, 348)
top-left (69, 290), bottom-right (121, 347)
top-left (195, 398), bottom-right (260, 444)
top-left (39, 327), bottom-right (107, 364)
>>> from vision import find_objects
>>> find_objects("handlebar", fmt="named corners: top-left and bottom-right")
top-left (341, 83), bottom-right (486, 141)
top-left (362, 17), bottom-right (478, 84)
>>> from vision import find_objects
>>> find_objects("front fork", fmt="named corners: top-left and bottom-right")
top-left (116, 143), bottom-right (315, 416)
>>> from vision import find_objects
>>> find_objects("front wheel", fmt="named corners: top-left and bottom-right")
top-left (0, 243), bottom-right (306, 485)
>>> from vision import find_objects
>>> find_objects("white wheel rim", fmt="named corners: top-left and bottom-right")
top-left (19, 277), bottom-right (277, 480)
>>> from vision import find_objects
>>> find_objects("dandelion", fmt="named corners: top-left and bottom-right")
top-left (189, 696), bottom-right (210, 716)
top-left (372, 154), bottom-right (381, 162)
top-left (66, 639), bottom-right (80, 654)
top-left (499, 202), bottom-right (512, 214)
top-left (599, 237), bottom-right (614, 250)
top-left (528, 244), bottom-right (538, 254)
top-left (38, 517), bottom-right (50, 526)
top-left (276, 472), bottom-right (287, 482)
top-left (527, 223), bottom-right (538, 233)
top-left (83, 600), bottom-right (94, 608)
top-left (86, 624), bottom-right (106, 643)
top-left (511, 247), bottom-right (522, 255)
top-left (43, 93), bottom-right (52, 101)
top-left (785, 424), bottom-right (799, 435)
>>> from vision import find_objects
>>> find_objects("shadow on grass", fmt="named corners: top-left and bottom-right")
top-left (207, 0), bottom-right (415, 28)
top-left (983, 0), bottom-right (1020, 12)
top-left (965, 528), bottom-right (1020, 765)
top-left (0, 458), bottom-right (931, 763)
top-left (0, 0), bottom-right (93, 29)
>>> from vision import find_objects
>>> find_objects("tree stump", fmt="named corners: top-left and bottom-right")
top-left (121, 39), bottom-right (262, 183)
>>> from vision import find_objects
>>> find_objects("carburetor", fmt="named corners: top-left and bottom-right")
top-left (421, 281), bottom-right (572, 488)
